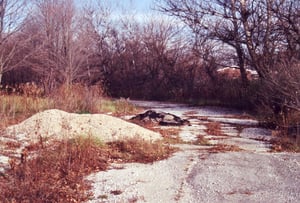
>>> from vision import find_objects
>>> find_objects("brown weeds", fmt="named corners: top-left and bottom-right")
top-left (157, 127), bottom-right (182, 144)
top-left (193, 135), bottom-right (211, 145)
top-left (130, 119), bottom-right (183, 144)
top-left (208, 144), bottom-right (242, 153)
top-left (270, 136), bottom-right (300, 152)
top-left (0, 136), bottom-right (108, 202)
top-left (107, 138), bottom-right (176, 163)
top-left (0, 136), bottom-right (175, 202)
top-left (50, 84), bottom-right (104, 113)
top-left (205, 122), bottom-right (225, 136)
top-left (0, 84), bottom-right (139, 130)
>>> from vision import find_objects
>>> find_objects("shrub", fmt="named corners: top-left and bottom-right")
top-left (50, 84), bottom-right (104, 113)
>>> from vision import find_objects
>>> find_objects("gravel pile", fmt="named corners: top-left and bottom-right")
top-left (1, 109), bottom-right (161, 173)
top-left (4, 109), bottom-right (162, 143)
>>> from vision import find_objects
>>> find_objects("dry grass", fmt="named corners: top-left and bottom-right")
top-left (208, 144), bottom-right (242, 153)
top-left (0, 136), bottom-right (175, 202)
top-left (205, 122), bottom-right (225, 136)
top-left (107, 138), bottom-right (176, 163)
top-left (130, 119), bottom-right (183, 145)
top-left (0, 95), bottom-right (52, 129)
top-left (193, 135), bottom-right (211, 145)
top-left (157, 127), bottom-right (182, 144)
top-left (0, 84), bottom-right (139, 130)
top-left (0, 136), bottom-right (107, 202)
top-left (270, 136), bottom-right (300, 152)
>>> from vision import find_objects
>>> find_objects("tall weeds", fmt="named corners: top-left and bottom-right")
top-left (0, 83), bottom-right (138, 130)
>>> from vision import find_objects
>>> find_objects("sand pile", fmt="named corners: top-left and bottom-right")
top-left (4, 109), bottom-right (161, 143)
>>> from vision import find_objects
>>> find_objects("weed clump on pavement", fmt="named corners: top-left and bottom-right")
top-left (205, 122), bottom-right (225, 136)
top-left (107, 138), bottom-right (176, 163)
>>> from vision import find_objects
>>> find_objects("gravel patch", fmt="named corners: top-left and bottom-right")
top-left (208, 117), bottom-right (259, 126)
top-left (188, 152), bottom-right (300, 203)
top-left (240, 128), bottom-right (272, 141)
top-left (86, 145), bottom-right (200, 203)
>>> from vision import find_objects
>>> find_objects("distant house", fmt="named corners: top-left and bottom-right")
top-left (217, 66), bottom-right (259, 80)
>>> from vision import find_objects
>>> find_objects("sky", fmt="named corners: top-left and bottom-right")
top-left (109, 0), bottom-right (169, 23)
top-left (121, 0), bottom-right (154, 13)
top-left (75, 0), bottom-right (155, 13)
top-left (112, 0), bottom-right (157, 20)
top-left (74, 0), bottom-right (172, 24)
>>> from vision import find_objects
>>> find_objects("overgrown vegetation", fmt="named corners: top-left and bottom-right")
top-left (0, 0), bottom-right (299, 200)
top-left (270, 136), bottom-right (300, 152)
top-left (0, 136), bottom-right (175, 202)
top-left (0, 84), bottom-right (139, 130)
top-left (0, 0), bottom-right (299, 145)
top-left (0, 84), bottom-right (177, 201)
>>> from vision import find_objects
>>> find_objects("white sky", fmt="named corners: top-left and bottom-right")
top-left (120, 0), bottom-right (154, 13)
top-left (73, 0), bottom-right (180, 27)
top-left (75, 0), bottom-right (160, 22)
top-left (111, 0), bottom-right (157, 19)
top-left (109, 0), bottom-right (172, 24)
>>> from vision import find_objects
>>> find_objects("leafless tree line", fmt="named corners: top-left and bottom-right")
top-left (1, 0), bottom-right (299, 123)
top-left (158, 0), bottom-right (300, 126)
top-left (0, 0), bottom-right (204, 100)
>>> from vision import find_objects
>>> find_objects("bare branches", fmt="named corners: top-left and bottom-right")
top-left (158, 0), bottom-right (300, 122)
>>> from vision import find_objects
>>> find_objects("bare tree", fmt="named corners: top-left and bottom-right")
top-left (105, 13), bottom-right (201, 100)
top-left (158, 0), bottom-right (300, 125)
top-left (0, 0), bottom-right (31, 85)
top-left (27, 0), bottom-right (101, 92)
top-left (78, 0), bottom-right (113, 85)
top-left (254, 1), bottom-right (300, 120)
top-left (157, 0), bottom-right (252, 85)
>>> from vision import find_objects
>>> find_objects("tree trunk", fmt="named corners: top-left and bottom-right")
top-left (231, 0), bottom-right (249, 86)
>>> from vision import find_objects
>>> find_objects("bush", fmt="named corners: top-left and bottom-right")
top-left (50, 83), bottom-right (104, 113)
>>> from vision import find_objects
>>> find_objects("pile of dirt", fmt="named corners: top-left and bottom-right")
top-left (4, 109), bottom-right (162, 143)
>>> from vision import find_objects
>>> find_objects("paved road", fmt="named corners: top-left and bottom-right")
top-left (87, 101), bottom-right (300, 203)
